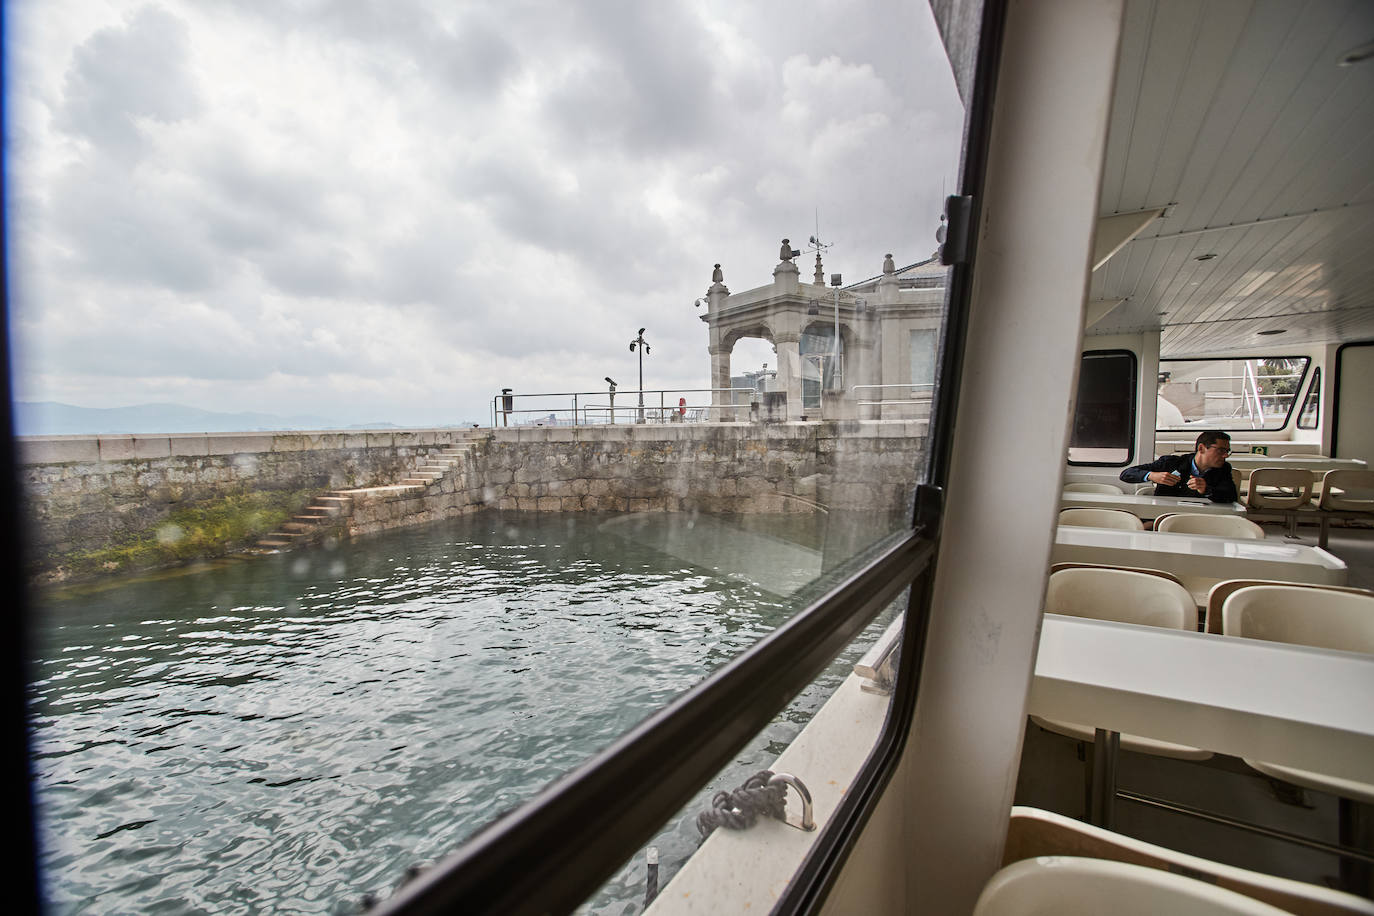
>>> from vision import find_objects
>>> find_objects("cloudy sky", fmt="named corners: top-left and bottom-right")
top-left (6, 1), bottom-right (963, 427)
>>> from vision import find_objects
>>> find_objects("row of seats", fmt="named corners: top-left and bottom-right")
top-left (1059, 507), bottom-right (1266, 538)
top-left (1033, 567), bottom-right (1374, 898)
top-left (1247, 468), bottom-right (1374, 542)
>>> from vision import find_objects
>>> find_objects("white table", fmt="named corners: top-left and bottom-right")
top-left (1031, 614), bottom-right (1374, 824)
top-left (1053, 526), bottom-right (1346, 583)
top-left (1060, 491), bottom-right (1246, 521)
top-left (1052, 526), bottom-right (1347, 604)
top-left (1227, 455), bottom-right (1366, 473)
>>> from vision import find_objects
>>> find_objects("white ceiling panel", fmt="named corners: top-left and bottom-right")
top-left (1089, 0), bottom-right (1374, 355)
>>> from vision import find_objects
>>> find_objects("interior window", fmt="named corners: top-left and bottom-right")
top-left (1157, 358), bottom-right (1309, 431)
top-left (1067, 350), bottom-right (1137, 466)
top-left (1297, 367), bottom-right (1320, 430)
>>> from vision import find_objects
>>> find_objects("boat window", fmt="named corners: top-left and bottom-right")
top-left (9, 1), bottom-right (966, 913)
top-left (1157, 358), bottom-right (1310, 432)
top-left (1297, 367), bottom-right (1320, 430)
top-left (1067, 350), bottom-right (1137, 466)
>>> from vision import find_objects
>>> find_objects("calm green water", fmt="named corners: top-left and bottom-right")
top-left (28, 511), bottom-right (897, 915)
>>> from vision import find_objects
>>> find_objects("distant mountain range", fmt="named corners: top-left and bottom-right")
top-left (12, 401), bottom-right (394, 436)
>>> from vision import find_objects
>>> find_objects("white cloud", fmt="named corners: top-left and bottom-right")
top-left (7, 0), bottom-right (964, 426)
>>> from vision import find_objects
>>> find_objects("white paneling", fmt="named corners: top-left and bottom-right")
top-left (1087, 0), bottom-right (1374, 356)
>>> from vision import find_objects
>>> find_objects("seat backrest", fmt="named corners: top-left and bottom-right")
top-left (1222, 585), bottom-right (1374, 653)
top-left (1050, 562), bottom-right (1186, 588)
top-left (1319, 469), bottom-right (1374, 511)
top-left (1058, 508), bottom-right (1145, 530)
top-left (1244, 468), bottom-right (1313, 510)
top-left (1133, 483), bottom-right (1156, 495)
top-left (1063, 482), bottom-right (1125, 495)
top-left (1046, 568), bottom-right (1194, 629)
top-left (1154, 514), bottom-right (1265, 539)
top-left (1205, 580), bottom-right (1374, 634)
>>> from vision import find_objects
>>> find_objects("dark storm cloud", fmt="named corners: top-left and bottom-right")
top-left (55, 6), bottom-right (201, 159)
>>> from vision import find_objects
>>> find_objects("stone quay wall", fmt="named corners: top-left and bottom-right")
top-left (19, 429), bottom-right (479, 580)
top-left (342, 421), bottom-right (927, 537)
top-left (20, 423), bottom-right (927, 581)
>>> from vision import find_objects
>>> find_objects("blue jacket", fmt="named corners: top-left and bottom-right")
top-left (1119, 453), bottom-right (1238, 503)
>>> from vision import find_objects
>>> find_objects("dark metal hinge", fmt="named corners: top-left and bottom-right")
top-left (938, 195), bottom-right (975, 266)
top-left (913, 483), bottom-right (945, 536)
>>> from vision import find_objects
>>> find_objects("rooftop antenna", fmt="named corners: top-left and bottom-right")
top-left (807, 211), bottom-right (831, 288)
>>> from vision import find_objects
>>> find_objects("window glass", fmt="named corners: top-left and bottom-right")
top-left (1067, 350), bottom-right (1137, 466)
top-left (1297, 367), bottom-right (1320, 430)
top-left (1157, 358), bottom-right (1310, 431)
top-left (10, 2), bottom-right (963, 912)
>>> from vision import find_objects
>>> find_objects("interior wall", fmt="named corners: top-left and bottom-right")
top-left (1334, 342), bottom-right (1374, 462)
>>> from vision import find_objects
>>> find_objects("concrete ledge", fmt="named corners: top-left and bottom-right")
top-left (16, 437), bottom-right (101, 464)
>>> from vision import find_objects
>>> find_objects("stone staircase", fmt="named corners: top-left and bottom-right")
top-left (253, 442), bottom-right (477, 552)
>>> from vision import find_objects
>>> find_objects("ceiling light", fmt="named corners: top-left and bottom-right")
top-left (1194, 253), bottom-right (1217, 261)
top-left (1337, 39), bottom-right (1374, 66)
top-left (1257, 329), bottom-right (1287, 336)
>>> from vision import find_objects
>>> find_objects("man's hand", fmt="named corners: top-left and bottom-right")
top-left (1187, 475), bottom-right (1208, 494)
top-left (1149, 470), bottom-right (1180, 486)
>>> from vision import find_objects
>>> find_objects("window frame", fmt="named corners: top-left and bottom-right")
top-left (1156, 355), bottom-right (1312, 433)
top-left (1296, 366), bottom-right (1321, 431)
top-left (1066, 348), bottom-right (1138, 468)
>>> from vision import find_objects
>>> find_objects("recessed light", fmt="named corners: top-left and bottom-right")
top-left (1194, 253), bottom-right (1217, 261)
top-left (1257, 329), bottom-right (1286, 336)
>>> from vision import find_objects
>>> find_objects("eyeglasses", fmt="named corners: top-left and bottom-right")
top-left (1211, 445), bottom-right (1231, 455)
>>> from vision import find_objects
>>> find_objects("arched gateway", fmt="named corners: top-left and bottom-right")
top-left (700, 244), bottom-right (947, 421)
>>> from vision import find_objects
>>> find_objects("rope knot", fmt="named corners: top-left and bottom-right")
top-left (695, 770), bottom-right (787, 839)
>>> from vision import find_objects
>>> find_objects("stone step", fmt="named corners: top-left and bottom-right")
top-left (257, 538), bottom-right (292, 549)
top-left (399, 478), bottom-right (433, 486)
top-left (267, 529), bottom-right (306, 539)
top-left (293, 512), bottom-right (331, 522)
top-left (416, 465), bottom-right (450, 473)
top-left (316, 496), bottom-right (353, 506)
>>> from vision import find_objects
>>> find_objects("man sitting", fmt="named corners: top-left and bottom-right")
top-left (1120, 430), bottom-right (1238, 503)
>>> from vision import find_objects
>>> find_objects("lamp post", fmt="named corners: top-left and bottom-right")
top-left (629, 328), bottom-right (650, 423)
top-left (830, 273), bottom-right (842, 392)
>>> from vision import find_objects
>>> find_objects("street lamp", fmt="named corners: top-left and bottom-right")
top-left (830, 273), bottom-right (842, 392)
top-left (629, 328), bottom-right (650, 423)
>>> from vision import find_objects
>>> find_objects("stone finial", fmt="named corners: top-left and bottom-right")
top-left (814, 251), bottom-right (825, 286)
top-left (779, 239), bottom-right (794, 262)
top-left (883, 253), bottom-right (896, 275)
top-left (712, 263), bottom-right (723, 283)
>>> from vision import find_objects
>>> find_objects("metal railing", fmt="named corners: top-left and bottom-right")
top-left (851, 383), bottom-right (935, 419)
top-left (490, 388), bottom-right (761, 428)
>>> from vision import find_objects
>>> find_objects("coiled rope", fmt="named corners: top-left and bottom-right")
top-left (696, 770), bottom-right (787, 839)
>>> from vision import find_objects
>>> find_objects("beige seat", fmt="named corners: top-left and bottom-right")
top-left (1245, 468), bottom-right (1314, 509)
top-left (1034, 568), bottom-right (1208, 758)
top-left (1320, 469), bottom-right (1374, 511)
top-left (1063, 482), bottom-right (1124, 494)
top-left (1133, 483), bottom-right (1156, 495)
top-left (1204, 579), bottom-right (1374, 634)
top-left (1222, 584), bottom-right (1374, 891)
top-left (1316, 469), bottom-right (1374, 547)
top-left (1155, 513), bottom-right (1265, 539)
top-left (1245, 468), bottom-right (1314, 537)
top-left (973, 857), bottom-right (1291, 916)
top-left (1003, 807), bottom-right (1374, 915)
top-left (1058, 508), bottom-right (1145, 530)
